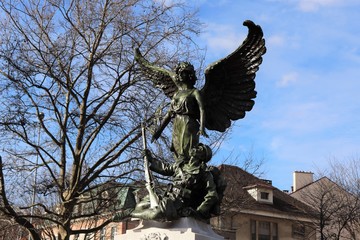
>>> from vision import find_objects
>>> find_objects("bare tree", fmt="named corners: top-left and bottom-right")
top-left (326, 158), bottom-right (360, 239)
top-left (291, 159), bottom-right (360, 240)
top-left (0, 214), bottom-right (28, 240)
top-left (0, 0), bottom-right (202, 239)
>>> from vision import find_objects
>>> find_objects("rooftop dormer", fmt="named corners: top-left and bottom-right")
top-left (243, 182), bottom-right (275, 204)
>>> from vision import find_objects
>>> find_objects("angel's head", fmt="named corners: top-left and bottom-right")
top-left (175, 62), bottom-right (197, 86)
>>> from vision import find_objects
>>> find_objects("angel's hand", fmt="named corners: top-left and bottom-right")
top-left (197, 129), bottom-right (209, 138)
top-left (142, 149), bottom-right (152, 160)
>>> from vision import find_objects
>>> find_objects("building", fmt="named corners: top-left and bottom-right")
top-left (63, 219), bottom-right (138, 240)
top-left (211, 165), bottom-right (317, 240)
top-left (290, 171), bottom-right (360, 240)
top-left (29, 185), bottom-right (140, 240)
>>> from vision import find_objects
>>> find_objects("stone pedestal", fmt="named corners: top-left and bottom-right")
top-left (119, 217), bottom-right (224, 240)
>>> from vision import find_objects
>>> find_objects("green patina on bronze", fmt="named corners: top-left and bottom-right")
top-left (130, 144), bottom-right (217, 221)
top-left (114, 20), bottom-right (266, 222)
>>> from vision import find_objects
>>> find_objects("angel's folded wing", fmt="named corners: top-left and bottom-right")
top-left (134, 48), bottom-right (178, 99)
top-left (201, 20), bottom-right (266, 132)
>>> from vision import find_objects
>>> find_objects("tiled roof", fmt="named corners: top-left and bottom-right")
top-left (218, 164), bottom-right (315, 218)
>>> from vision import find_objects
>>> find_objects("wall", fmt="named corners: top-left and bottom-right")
top-left (216, 213), bottom-right (316, 240)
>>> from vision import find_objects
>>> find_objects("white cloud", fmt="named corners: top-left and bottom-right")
top-left (298, 0), bottom-right (349, 12)
top-left (277, 72), bottom-right (298, 87)
top-left (267, 35), bottom-right (285, 48)
top-left (270, 137), bottom-right (283, 151)
top-left (261, 101), bottom-right (341, 135)
top-left (206, 34), bottom-right (240, 54)
top-left (201, 23), bottom-right (246, 57)
top-left (195, 0), bottom-right (230, 7)
top-left (265, 0), bottom-right (359, 12)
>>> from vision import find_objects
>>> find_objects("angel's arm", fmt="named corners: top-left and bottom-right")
top-left (193, 89), bottom-right (208, 137)
top-left (151, 110), bottom-right (172, 142)
top-left (134, 48), bottom-right (176, 81)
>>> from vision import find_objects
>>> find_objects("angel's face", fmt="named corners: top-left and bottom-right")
top-left (179, 69), bottom-right (197, 85)
top-left (176, 62), bottom-right (197, 85)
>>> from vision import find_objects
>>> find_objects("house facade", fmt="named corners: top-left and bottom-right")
top-left (210, 165), bottom-right (316, 240)
top-left (290, 171), bottom-right (360, 240)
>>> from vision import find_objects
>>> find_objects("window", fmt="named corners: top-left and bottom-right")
top-left (272, 222), bottom-right (278, 240)
top-left (250, 220), bottom-right (278, 240)
top-left (251, 220), bottom-right (256, 240)
top-left (259, 221), bottom-right (270, 240)
top-left (260, 192), bottom-right (269, 200)
top-left (111, 226), bottom-right (117, 240)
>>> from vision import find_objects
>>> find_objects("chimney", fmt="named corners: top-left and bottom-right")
top-left (293, 171), bottom-right (313, 192)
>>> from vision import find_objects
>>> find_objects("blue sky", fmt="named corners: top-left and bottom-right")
top-left (194, 0), bottom-right (360, 190)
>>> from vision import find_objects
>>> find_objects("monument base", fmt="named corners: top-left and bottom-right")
top-left (119, 217), bottom-right (224, 240)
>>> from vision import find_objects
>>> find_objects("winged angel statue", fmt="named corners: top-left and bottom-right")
top-left (112, 20), bottom-right (265, 223)
top-left (135, 20), bottom-right (266, 163)
top-left (114, 20), bottom-right (266, 223)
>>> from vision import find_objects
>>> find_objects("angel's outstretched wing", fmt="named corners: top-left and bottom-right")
top-left (200, 20), bottom-right (266, 132)
top-left (134, 48), bottom-right (178, 99)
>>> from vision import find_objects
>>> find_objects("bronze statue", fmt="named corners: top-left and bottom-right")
top-left (135, 20), bottom-right (266, 163)
top-left (130, 144), bottom-right (218, 221)
top-left (115, 20), bottom-right (266, 222)
top-left (134, 52), bottom-right (207, 163)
